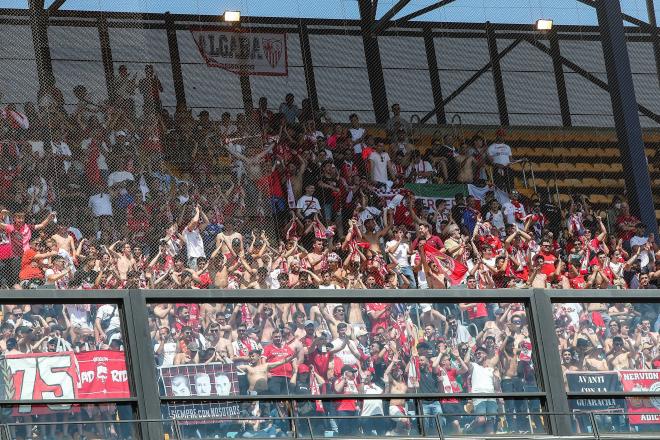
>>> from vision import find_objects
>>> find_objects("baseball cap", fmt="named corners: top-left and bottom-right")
top-left (420, 303), bottom-right (432, 313)
top-left (341, 365), bottom-right (356, 374)
top-left (355, 328), bottom-right (369, 337)
top-left (298, 364), bottom-right (310, 374)
top-left (304, 320), bottom-right (317, 328)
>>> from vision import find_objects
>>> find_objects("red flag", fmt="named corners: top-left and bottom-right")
top-left (416, 242), bottom-right (468, 286)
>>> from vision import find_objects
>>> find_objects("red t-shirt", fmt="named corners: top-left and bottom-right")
top-left (263, 343), bottom-right (294, 378)
top-left (366, 303), bottom-right (391, 334)
top-left (465, 303), bottom-right (488, 320)
top-left (439, 367), bottom-right (461, 403)
top-left (309, 350), bottom-right (331, 378)
top-left (0, 224), bottom-right (15, 260)
top-left (412, 234), bottom-right (444, 251)
top-left (540, 251), bottom-right (557, 276)
top-left (568, 275), bottom-right (587, 289)
top-left (19, 248), bottom-right (43, 280)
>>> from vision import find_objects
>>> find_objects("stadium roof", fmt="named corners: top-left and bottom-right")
top-left (6, 0), bottom-right (659, 26)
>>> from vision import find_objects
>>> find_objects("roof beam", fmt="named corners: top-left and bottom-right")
top-left (525, 37), bottom-right (660, 125)
top-left (396, 0), bottom-right (458, 24)
top-left (372, 0), bottom-right (378, 23)
top-left (372, 0), bottom-right (412, 34)
top-left (576, 0), bottom-right (655, 32)
top-left (47, 0), bottom-right (66, 13)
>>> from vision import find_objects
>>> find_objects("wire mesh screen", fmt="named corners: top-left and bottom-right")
top-left (0, 9), bottom-right (658, 293)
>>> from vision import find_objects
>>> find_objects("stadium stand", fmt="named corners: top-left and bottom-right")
top-left (1, 1), bottom-right (660, 438)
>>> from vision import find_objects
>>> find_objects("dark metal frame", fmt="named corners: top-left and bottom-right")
top-left (4, 6), bottom-right (659, 126)
top-left (1, 288), bottom-right (659, 439)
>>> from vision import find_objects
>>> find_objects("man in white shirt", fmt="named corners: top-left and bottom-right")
top-left (406, 150), bottom-right (435, 184)
top-left (349, 114), bottom-right (366, 156)
top-left (503, 190), bottom-right (526, 230)
top-left (386, 226), bottom-right (416, 288)
top-left (182, 204), bottom-right (208, 269)
top-left (368, 142), bottom-right (395, 187)
top-left (487, 129), bottom-right (513, 191)
top-left (296, 185), bottom-right (321, 219)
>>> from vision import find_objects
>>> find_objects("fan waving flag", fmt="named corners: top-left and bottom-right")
top-left (416, 242), bottom-right (468, 286)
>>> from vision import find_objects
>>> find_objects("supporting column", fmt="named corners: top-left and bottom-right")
top-left (486, 21), bottom-right (509, 126)
top-left (423, 26), bottom-right (446, 125)
top-left (240, 75), bottom-right (254, 117)
top-left (532, 290), bottom-right (573, 436)
top-left (299, 23), bottom-right (320, 119)
top-left (98, 16), bottom-right (115, 99)
top-left (28, 1), bottom-right (55, 96)
top-left (596, 0), bottom-right (659, 238)
top-left (358, 0), bottom-right (389, 124)
top-left (549, 29), bottom-right (571, 127)
top-left (646, 0), bottom-right (660, 88)
top-left (165, 12), bottom-right (187, 109)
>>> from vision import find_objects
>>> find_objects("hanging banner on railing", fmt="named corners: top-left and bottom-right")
top-left (618, 370), bottom-right (660, 424)
top-left (566, 371), bottom-right (624, 411)
top-left (1, 350), bottom-right (130, 416)
top-left (77, 350), bottom-right (130, 399)
top-left (191, 28), bottom-right (288, 76)
top-left (159, 363), bottom-right (241, 424)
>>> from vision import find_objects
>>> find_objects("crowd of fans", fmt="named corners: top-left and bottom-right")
top-left (557, 301), bottom-right (660, 377)
top-left (151, 301), bottom-right (541, 435)
top-left (0, 303), bottom-right (122, 354)
top-left (0, 63), bottom-right (657, 292)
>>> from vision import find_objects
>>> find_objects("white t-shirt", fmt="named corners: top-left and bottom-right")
top-left (386, 240), bottom-right (410, 267)
top-left (96, 304), bottom-right (121, 333)
top-left (369, 151), bottom-right (390, 184)
top-left (296, 195), bottom-right (321, 217)
top-left (155, 341), bottom-right (178, 367)
top-left (349, 127), bottom-right (365, 154)
top-left (183, 228), bottom-right (206, 259)
top-left (406, 161), bottom-right (434, 184)
top-left (471, 363), bottom-right (496, 405)
top-left (361, 383), bottom-right (385, 416)
top-left (88, 193), bottom-right (113, 217)
top-left (487, 143), bottom-right (512, 166)
top-left (411, 254), bottom-right (427, 289)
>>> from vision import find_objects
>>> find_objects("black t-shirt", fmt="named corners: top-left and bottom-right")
top-left (72, 269), bottom-right (98, 288)
top-left (419, 368), bottom-right (439, 402)
top-left (318, 176), bottom-right (340, 205)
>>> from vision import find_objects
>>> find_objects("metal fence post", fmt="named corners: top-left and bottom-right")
top-left (172, 418), bottom-right (184, 440)
top-left (589, 412), bottom-right (601, 440)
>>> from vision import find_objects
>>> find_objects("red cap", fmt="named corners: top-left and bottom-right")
top-left (298, 363), bottom-right (310, 374)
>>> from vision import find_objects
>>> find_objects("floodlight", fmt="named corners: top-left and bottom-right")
top-left (535, 19), bottom-right (553, 31)
top-left (224, 11), bottom-right (241, 23)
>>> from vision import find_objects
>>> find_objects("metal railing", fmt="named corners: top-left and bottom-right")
top-left (4, 411), bottom-right (660, 440)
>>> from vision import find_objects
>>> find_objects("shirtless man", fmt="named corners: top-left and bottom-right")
top-left (363, 213), bottom-right (393, 254)
top-left (235, 349), bottom-right (297, 394)
top-left (215, 219), bottom-right (244, 258)
top-left (419, 240), bottom-right (448, 288)
top-left (575, 338), bottom-right (608, 371)
top-left (206, 322), bottom-right (234, 359)
top-left (418, 304), bottom-right (447, 330)
top-left (385, 354), bottom-right (411, 436)
top-left (51, 222), bottom-right (76, 259)
top-left (107, 241), bottom-right (136, 280)
top-left (320, 303), bottom-right (351, 340)
top-left (606, 336), bottom-right (637, 370)
top-left (305, 238), bottom-right (328, 274)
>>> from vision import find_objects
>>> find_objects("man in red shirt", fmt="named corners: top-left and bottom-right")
top-left (538, 240), bottom-right (558, 278)
top-left (411, 222), bottom-right (445, 253)
top-left (262, 329), bottom-right (296, 394)
top-left (366, 303), bottom-right (391, 335)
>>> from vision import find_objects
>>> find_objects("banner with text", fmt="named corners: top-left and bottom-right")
top-left (159, 362), bottom-right (240, 424)
top-left (618, 370), bottom-right (660, 424)
top-left (1, 351), bottom-right (130, 415)
top-left (191, 29), bottom-right (288, 76)
top-left (566, 371), bottom-right (623, 412)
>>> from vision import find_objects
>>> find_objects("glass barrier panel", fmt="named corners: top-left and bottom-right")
top-left (554, 302), bottom-right (660, 392)
top-left (2, 403), bottom-right (137, 440)
top-left (148, 301), bottom-right (540, 397)
top-left (432, 398), bottom-right (547, 436)
top-left (0, 303), bottom-right (132, 403)
top-left (568, 399), bottom-right (660, 436)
